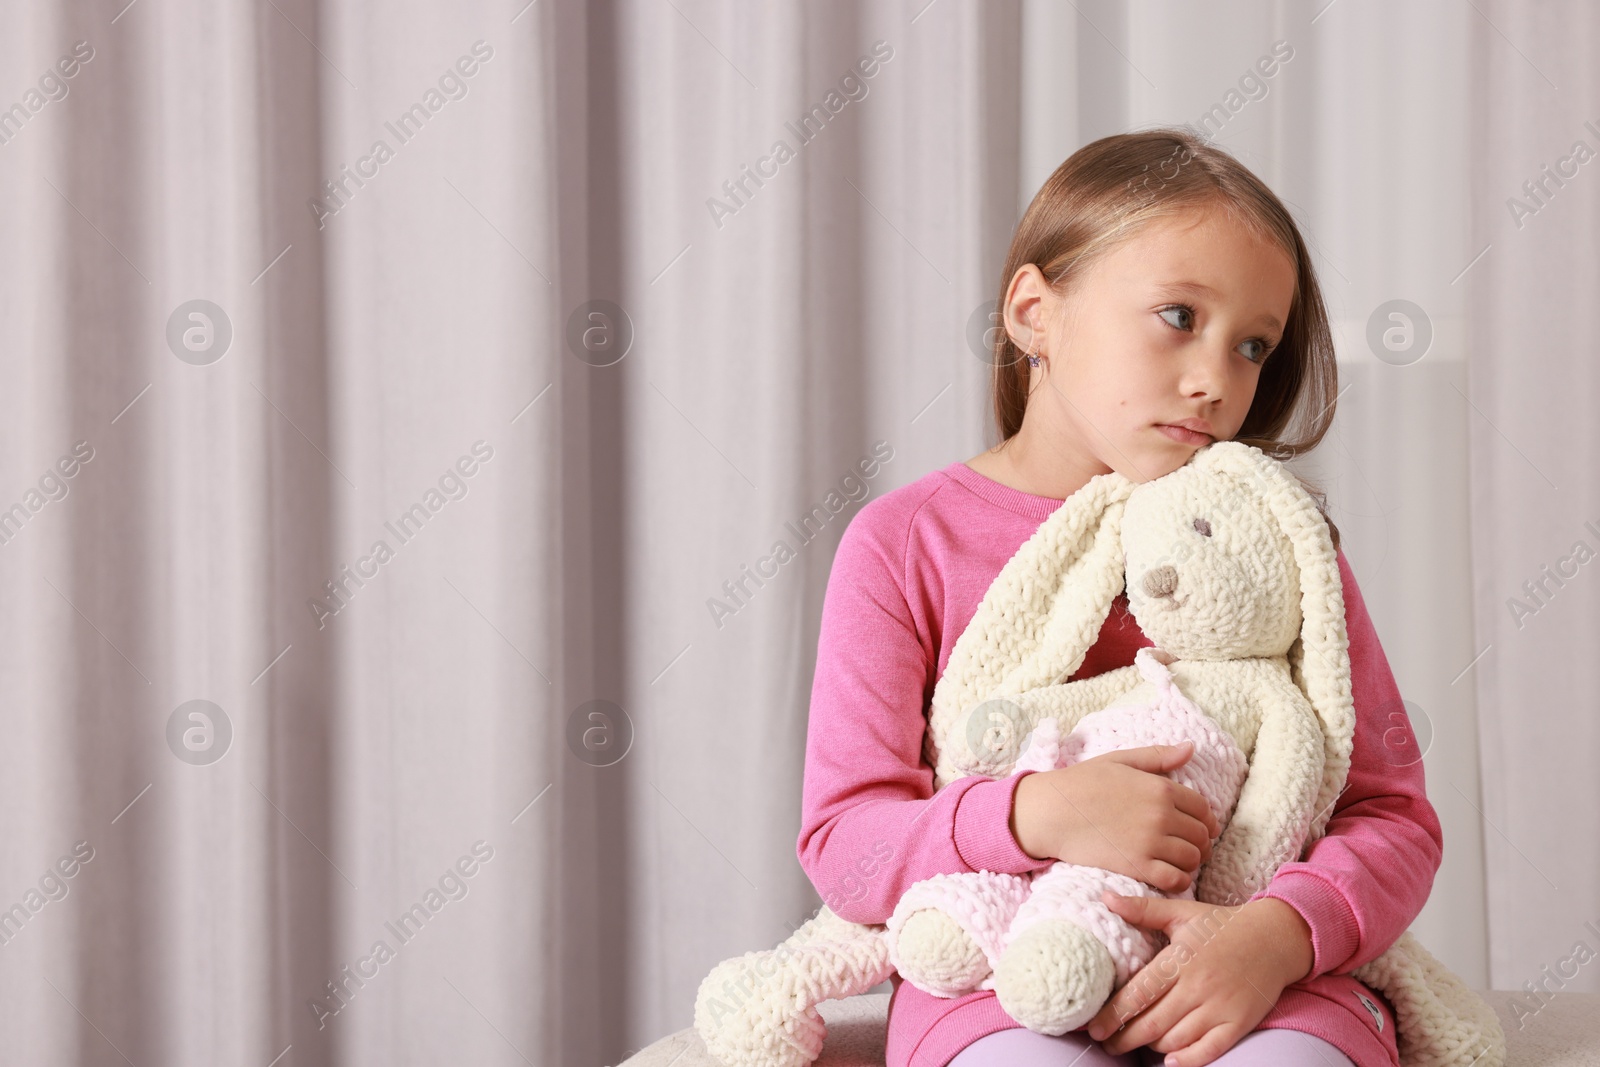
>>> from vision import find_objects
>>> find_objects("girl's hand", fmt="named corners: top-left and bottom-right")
top-left (1083, 892), bottom-right (1315, 1067)
top-left (1010, 741), bottom-right (1220, 893)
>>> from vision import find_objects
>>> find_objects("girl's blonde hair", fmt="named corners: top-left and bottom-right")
top-left (987, 125), bottom-right (1341, 545)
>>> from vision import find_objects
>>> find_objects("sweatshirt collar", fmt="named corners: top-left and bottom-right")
top-left (942, 461), bottom-right (1065, 522)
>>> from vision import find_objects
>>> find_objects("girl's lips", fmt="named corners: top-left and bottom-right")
top-left (1156, 423), bottom-right (1212, 445)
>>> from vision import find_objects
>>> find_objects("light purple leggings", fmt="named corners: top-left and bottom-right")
top-left (945, 1025), bottom-right (1356, 1067)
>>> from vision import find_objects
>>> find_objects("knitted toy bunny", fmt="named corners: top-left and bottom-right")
top-left (883, 645), bottom-right (1256, 1035)
top-left (881, 432), bottom-right (1333, 1033)
top-left (694, 441), bottom-right (1505, 1067)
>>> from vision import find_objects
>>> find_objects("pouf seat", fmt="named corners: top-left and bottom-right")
top-left (620, 990), bottom-right (1600, 1066)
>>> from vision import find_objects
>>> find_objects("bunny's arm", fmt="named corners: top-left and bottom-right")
top-left (1198, 672), bottom-right (1325, 907)
top-left (1013, 665), bottom-right (1145, 731)
top-left (940, 666), bottom-right (1146, 781)
top-left (1242, 549), bottom-right (1443, 980)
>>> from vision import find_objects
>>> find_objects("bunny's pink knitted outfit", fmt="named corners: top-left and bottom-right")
top-left (796, 462), bottom-right (1442, 1067)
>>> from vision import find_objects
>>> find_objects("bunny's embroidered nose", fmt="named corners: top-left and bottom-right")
top-left (1142, 565), bottom-right (1179, 599)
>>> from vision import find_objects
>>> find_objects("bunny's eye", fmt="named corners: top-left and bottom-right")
top-left (1193, 518), bottom-right (1213, 537)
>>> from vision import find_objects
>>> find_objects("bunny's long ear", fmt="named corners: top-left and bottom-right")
top-left (1193, 442), bottom-right (1354, 845)
top-left (926, 469), bottom-right (1136, 786)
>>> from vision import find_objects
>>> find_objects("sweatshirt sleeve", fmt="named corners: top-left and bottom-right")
top-left (796, 508), bottom-right (1054, 926)
top-left (1248, 548), bottom-right (1445, 979)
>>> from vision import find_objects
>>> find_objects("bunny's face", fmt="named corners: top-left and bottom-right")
top-left (1120, 461), bottom-right (1302, 660)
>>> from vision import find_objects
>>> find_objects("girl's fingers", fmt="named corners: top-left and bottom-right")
top-left (1104, 890), bottom-right (1186, 933)
top-left (1146, 1006), bottom-right (1217, 1060)
top-left (1092, 961), bottom-right (1178, 1049)
top-left (1153, 836), bottom-right (1205, 876)
top-left (1162, 1021), bottom-right (1237, 1067)
top-left (1170, 784), bottom-right (1219, 839)
top-left (1101, 989), bottom-right (1180, 1057)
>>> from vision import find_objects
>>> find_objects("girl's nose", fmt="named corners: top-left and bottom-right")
top-left (1142, 565), bottom-right (1179, 598)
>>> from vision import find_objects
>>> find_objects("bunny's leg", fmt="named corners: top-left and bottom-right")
top-left (886, 870), bottom-right (1031, 997)
top-left (993, 863), bottom-right (1167, 1036)
top-left (695, 907), bottom-right (892, 1067)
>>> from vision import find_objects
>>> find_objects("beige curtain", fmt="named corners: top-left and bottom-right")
top-left (0, 1), bottom-right (1024, 1063)
top-left (1, 0), bottom-right (1570, 1064)
top-left (1467, 0), bottom-right (1600, 997)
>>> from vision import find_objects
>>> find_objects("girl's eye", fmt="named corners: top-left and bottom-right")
top-left (1157, 304), bottom-right (1194, 332)
top-left (1193, 517), bottom-right (1212, 537)
top-left (1157, 302), bottom-right (1276, 365)
top-left (1239, 338), bottom-right (1275, 363)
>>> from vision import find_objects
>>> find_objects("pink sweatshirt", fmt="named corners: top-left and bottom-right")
top-left (796, 461), bottom-right (1444, 1067)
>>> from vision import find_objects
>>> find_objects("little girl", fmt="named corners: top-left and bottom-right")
top-left (796, 128), bottom-right (1442, 1067)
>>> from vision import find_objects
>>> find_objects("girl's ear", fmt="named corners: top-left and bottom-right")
top-left (927, 469), bottom-right (1135, 783)
top-left (1198, 441), bottom-right (1355, 842)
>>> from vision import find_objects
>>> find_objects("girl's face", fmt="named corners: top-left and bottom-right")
top-left (1006, 206), bottom-right (1297, 484)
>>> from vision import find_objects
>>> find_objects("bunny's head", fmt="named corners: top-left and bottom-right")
top-left (1120, 442), bottom-right (1307, 661)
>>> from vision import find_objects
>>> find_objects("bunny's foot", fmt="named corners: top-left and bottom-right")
top-left (992, 918), bottom-right (1116, 1036)
top-left (885, 871), bottom-right (1031, 998)
top-left (893, 908), bottom-right (992, 996)
top-left (695, 906), bottom-right (892, 1067)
